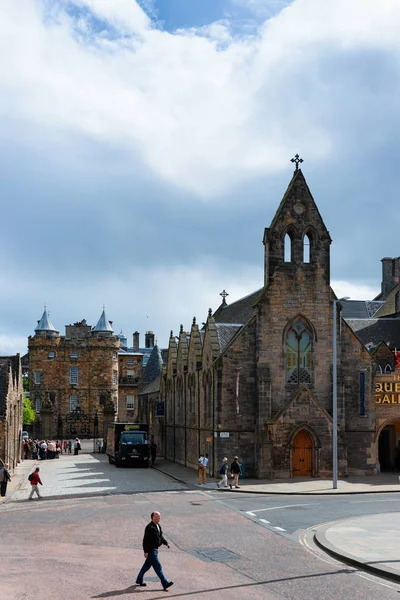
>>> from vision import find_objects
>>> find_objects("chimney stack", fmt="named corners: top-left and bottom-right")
top-left (145, 331), bottom-right (155, 349)
top-left (381, 257), bottom-right (400, 298)
top-left (133, 331), bottom-right (140, 352)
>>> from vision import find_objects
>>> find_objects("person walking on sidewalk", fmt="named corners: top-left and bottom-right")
top-left (150, 438), bottom-right (157, 465)
top-left (197, 454), bottom-right (204, 484)
top-left (135, 511), bottom-right (174, 591)
top-left (198, 453), bottom-right (208, 485)
top-left (0, 464), bottom-right (11, 497)
top-left (29, 467), bottom-right (43, 500)
top-left (217, 457), bottom-right (229, 488)
top-left (229, 456), bottom-right (241, 489)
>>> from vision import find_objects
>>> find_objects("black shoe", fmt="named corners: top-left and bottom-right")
top-left (163, 581), bottom-right (174, 591)
top-left (136, 581), bottom-right (146, 586)
top-left (229, 484), bottom-right (232, 489)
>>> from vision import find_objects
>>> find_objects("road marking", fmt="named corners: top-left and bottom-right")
top-left (246, 511), bottom-right (256, 516)
top-left (349, 498), bottom-right (400, 504)
top-left (273, 526), bottom-right (286, 531)
top-left (249, 503), bottom-right (316, 513)
top-left (259, 519), bottom-right (270, 524)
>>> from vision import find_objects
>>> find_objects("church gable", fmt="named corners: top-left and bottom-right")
top-left (187, 317), bottom-right (202, 373)
top-left (202, 311), bottom-right (221, 369)
top-left (270, 386), bottom-right (332, 427)
top-left (176, 324), bottom-right (189, 376)
top-left (263, 166), bottom-right (331, 287)
top-left (166, 330), bottom-right (177, 378)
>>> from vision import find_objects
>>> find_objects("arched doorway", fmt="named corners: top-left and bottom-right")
top-left (292, 429), bottom-right (313, 476)
top-left (378, 420), bottom-right (400, 472)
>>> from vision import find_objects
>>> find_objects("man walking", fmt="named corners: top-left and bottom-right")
top-left (0, 464), bottom-right (11, 497)
top-left (217, 457), bottom-right (229, 488)
top-left (201, 453), bottom-right (209, 484)
top-left (136, 511), bottom-right (174, 591)
top-left (229, 456), bottom-right (241, 489)
top-left (197, 454), bottom-right (204, 484)
top-left (29, 467), bottom-right (43, 500)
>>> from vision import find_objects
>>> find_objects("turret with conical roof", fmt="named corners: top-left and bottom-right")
top-left (34, 306), bottom-right (58, 337)
top-left (92, 308), bottom-right (114, 335)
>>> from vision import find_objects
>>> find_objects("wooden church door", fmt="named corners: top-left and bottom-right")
top-left (292, 430), bottom-right (313, 476)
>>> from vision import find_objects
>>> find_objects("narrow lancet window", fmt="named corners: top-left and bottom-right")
top-left (303, 234), bottom-right (311, 263)
top-left (284, 234), bottom-right (292, 262)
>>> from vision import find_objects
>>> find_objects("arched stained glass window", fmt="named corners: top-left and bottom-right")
top-left (286, 319), bottom-right (312, 384)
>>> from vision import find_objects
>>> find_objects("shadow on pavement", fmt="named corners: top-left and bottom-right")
top-left (92, 568), bottom-right (354, 598)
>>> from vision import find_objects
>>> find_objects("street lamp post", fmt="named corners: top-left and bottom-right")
top-left (332, 296), bottom-right (350, 489)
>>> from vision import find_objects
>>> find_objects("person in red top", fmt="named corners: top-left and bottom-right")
top-left (29, 467), bottom-right (43, 500)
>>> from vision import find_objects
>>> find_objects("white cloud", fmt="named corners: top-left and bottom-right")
top-left (1, 269), bottom-right (381, 356)
top-left (1, 0), bottom-right (400, 196)
top-left (331, 281), bottom-right (378, 302)
top-left (0, 261), bottom-right (263, 355)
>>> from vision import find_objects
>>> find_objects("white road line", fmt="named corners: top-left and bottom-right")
top-left (349, 498), bottom-right (400, 504)
top-left (259, 519), bottom-right (270, 524)
top-left (249, 503), bottom-right (316, 513)
top-left (246, 511), bottom-right (256, 516)
top-left (273, 527), bottom-right (286, 531)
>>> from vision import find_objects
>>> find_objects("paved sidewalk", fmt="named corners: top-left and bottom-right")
top-left (0, 459), bottom-right (37, 504)
top-left (314, 513), bottom-right (400, 582)
top-left (153, 459), bottom-right (400, 495)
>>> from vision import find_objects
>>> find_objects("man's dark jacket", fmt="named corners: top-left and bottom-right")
top-left (230, 460), bottom-right (241, 475)
top-left (143, 521), bottom-right (168, 553)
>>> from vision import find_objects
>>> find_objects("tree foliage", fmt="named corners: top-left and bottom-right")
top-left (23, 394), bottom-right (35, 426)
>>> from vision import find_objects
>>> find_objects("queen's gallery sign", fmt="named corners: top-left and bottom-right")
top-left (376, 373), bottom-right (400, 404)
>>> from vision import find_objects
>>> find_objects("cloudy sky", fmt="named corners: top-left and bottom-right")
top-left (1, 0), bottom-right (400, 355)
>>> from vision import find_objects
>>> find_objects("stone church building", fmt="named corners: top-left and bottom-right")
top-left (163, 165), bottom-right (377, 479)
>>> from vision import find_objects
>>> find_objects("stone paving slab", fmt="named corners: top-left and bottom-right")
top-left (8, 454), bottom-right (188, 502)
top-left (314, 513), bottom-right (400, 582)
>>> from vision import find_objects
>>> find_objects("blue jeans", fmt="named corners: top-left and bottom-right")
top-left (136, 548), bottom-right (168, 586)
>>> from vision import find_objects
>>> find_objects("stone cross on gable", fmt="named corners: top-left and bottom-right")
top-left (220, 289), bottom-right (229, 305)
top-left (291, 153), bottom-right (304, 171)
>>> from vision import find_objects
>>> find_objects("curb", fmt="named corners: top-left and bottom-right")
top-left (151, 465), bottom-right (189, 486)
top-left (218, 487), bottom-right (400, 495)
top-left (314, 520), bottom-right (400, 583)
top-left (151, 468), bottom-right (400, 496)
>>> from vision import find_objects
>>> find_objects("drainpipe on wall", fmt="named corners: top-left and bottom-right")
top-left (197, 369), bottom-right (201, 460)
top-left (184, 369), bottom-right (187, 467)
top-left (173, 376), bottom-right (176, 463)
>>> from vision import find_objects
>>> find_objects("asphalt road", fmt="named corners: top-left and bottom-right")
top-left (213, 491), bottom-right (400, 538)
top-left (2, 459), bottom-right (400, 599)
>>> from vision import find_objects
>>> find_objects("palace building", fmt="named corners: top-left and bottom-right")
top-left (162, 162), bottom-right (385, 479)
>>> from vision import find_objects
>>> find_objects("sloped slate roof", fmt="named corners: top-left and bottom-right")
top-left (341, 300), bottom-right (384, 319)
top-left (374, 284), bottom-right (399, 318)
top-left (214, 289), bottom-right (262, 325)
top-left (141, 345), bottom-right (163, 387)
top-left (140, 374), bottom-right (161, 396)
top-left (345, 318), bottom-right (400, 349)
top-left (215, 324), bottom-right (242, 353)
